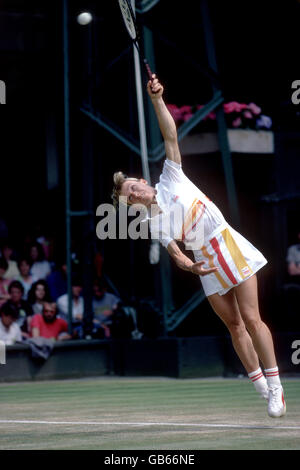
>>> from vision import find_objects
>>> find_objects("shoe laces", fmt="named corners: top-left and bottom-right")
top-left (268, 385), bottom-right (282, 404)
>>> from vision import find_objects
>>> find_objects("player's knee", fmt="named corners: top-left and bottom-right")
top-left (244, 316), bottom-right (263, 335)
top-left (226, 320), bottom-right (246, 338)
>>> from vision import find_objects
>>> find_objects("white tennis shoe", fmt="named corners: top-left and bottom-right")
top-left (267, 385), bottom-right (286, 418)
top-left (261, 384), bottom-right (269, 400)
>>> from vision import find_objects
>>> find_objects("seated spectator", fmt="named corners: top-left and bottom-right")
top-left (32, 223), bottom-right (54, 261)
top-left (282, 229), bottom-right (300, 321)
top-left (27, 242), bottom-right (51, 280)
top-left (1, 240), bottom-right (20, 280)
top-left (15, 258), bottom-right (37, 300)
top-left (0, 303), bottom-right (22, 345)
top-left (27, 280), bottom-right (52, 315)
top-left (0, 258), bottom-right (10, 307)
top-left (57, 277), bottom-right (84, 322)
top-left (30, 302), bottom-right (71, 341)
top-left (3, 280), bottom-right (33, 338)
top-left (47, 258), bottom-right (67, 301)
top-left (92, 279), bottom-right (120, 338)
top-left (286, 230), bottom-right (300, 281)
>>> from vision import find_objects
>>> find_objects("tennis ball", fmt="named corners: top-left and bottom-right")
top-left (77, 12), bottom-right (93, 25)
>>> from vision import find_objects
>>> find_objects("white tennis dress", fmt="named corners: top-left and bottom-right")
top-left (148, 159), bottom-right (267, 297)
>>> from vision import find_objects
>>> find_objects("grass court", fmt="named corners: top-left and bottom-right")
top-left (0, 376), bottom-right (299, 450)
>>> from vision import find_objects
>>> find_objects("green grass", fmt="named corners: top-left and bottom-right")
top-left (0, 377), bottom-right (299, 450)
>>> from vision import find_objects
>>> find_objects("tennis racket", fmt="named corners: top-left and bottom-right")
top-left (118, 0), bottom-right (154, 83)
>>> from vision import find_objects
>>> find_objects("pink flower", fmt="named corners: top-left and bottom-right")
top-left (248, 102), bottom-right (261, 115)
top-left (183, 113), bottom-right (194, 122)
top-left (243, 110), bottom-right (253, 119)
top-left (223, 102), bottom-right (236, 113)
top-left (224, 102), bottom-right (248, 113)
top-left (207, 111), bottom-right (216, 120)
top-left (232, 117), bottom-right (242, 128)
top-left (179, 105), bottom-right (192, 114)
top-left (167, 104), bottom-right (182, 122)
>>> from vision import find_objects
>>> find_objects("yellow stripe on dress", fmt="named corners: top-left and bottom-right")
top-left (221, 228), bottom-right (253, 280)
top-left (201, 245), bottom-right (229, 289)
top-left (182, 199), bottom-right (204, 240)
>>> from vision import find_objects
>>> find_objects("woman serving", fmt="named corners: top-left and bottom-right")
top-left (112, 75), bottom-right (286, 418)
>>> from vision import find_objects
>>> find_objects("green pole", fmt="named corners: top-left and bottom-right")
top-left (63, 0), bottom-right (73, 334)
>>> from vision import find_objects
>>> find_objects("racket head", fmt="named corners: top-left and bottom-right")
top-left (118, 0), bottom-right (138, 41)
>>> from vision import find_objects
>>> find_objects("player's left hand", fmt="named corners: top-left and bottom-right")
top-left (190, 261), bottom-right (219, 276)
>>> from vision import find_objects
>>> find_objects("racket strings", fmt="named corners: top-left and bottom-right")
top-left (118, 0), bottom-right (137, 40)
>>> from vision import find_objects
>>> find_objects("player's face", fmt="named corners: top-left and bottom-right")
top-left (121, 179), bottom-right (156, 207)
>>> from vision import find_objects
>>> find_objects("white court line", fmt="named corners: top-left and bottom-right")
top-left (0, 419), bottom-right (299, 431)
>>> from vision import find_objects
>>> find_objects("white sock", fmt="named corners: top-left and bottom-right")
top-left (248, 367), bottom-right (268, 398)
top-left (265, 366), bottom-right (281, 388)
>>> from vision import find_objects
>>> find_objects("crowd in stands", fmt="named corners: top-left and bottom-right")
top-left (0, 230), bottom-right (123, 346)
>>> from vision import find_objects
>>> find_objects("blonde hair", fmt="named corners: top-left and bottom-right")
top-left (111, 171), bottom-right (139, 208)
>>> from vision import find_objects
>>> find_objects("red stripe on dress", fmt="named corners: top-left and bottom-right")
top-left (210, 237), bottom-right (238, 285)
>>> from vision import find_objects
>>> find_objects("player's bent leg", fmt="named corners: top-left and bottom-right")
top-left (234, 275), bottom-right (286, 417)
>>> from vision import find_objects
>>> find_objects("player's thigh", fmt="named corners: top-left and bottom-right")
top-left (207, 288), bottom-right (245, 332)
top-left (234, 274), bottom-right (261, 324)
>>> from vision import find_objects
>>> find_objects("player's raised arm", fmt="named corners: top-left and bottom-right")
top-left (147, 75), bottom-right (181, 165)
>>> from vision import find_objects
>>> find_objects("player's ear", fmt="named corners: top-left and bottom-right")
top-left (139, 178), bottom-right (148, 185)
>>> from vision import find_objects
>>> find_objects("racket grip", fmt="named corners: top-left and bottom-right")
top-left (143, 59), bottom-right (153, 81)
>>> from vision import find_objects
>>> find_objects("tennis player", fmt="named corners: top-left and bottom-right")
top-left (112, 75), bottom-right (286, 418)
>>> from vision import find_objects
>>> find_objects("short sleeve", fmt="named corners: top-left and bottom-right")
top-left (160, 159), bottom-right (186, 185)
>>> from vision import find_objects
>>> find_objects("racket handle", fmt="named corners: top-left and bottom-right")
top-left (143, 59), bottom-right (153, 81)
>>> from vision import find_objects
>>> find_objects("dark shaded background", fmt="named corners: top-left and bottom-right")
top-left (0, 0), bottom-right (299, 336)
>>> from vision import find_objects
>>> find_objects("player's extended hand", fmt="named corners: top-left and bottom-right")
top-left (147, 74), bottom-right (164, 100)
top-left (190, 261), bottom-right (219, 276)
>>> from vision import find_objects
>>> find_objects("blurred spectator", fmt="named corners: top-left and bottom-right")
top-left (57, 277), bottom-right (84, 339)
top-left (1, 240), bottom-right (20, 280)
top-left (3, 280), bottom-right (33, 338)
top-left (47, 258), bottom-right (67, 301)
top-left (27, 242), bottom-right (51, 280)
top-left (92, 279), bottom-right (120, 338)
top-left (0, 258), bottom-right (10, 307)
top-left (28, 280), bottom-right (52, 315)
top-left (15, 258), bottom-right (37, 300)
top-left (0, 303), bottom-right (22, 345)
top-left (286, 230), bottom-right (300, 280)
top-left (32, 223), bottom-right (54, 261)
top-left (30, 302), bottom-right (71, 341)
top-left (282, 230), bottom-right (300, 322)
